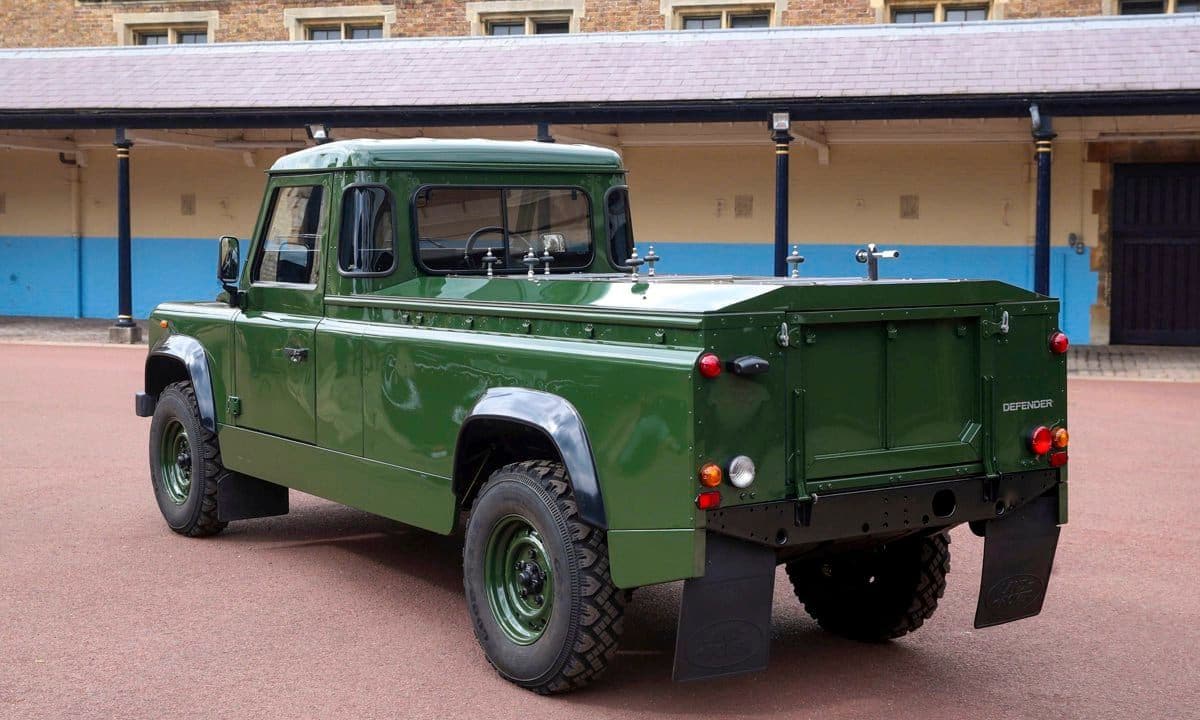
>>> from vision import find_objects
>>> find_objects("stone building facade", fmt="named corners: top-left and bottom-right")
top-left (0, 0), bottom-right (1186, 48)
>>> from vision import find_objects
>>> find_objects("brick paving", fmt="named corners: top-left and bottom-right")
top-left (3, 344), bottom-right (1200, 719)
top-left (1068, 344), bottom-right (1200, 382)
top-left (0, 316), bottom-right (146, 345)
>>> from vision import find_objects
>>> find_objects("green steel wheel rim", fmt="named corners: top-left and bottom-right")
top-left (484, 514), bottom-right (555, 645)
top-left (158, 417), bottom-right (193, 506)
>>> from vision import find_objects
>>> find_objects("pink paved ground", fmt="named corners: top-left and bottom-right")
top-left (1, 344), bottom-right (1197, 720)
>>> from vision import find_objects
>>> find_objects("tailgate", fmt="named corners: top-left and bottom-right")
top-left (788, 307), bottom-right (990, 493)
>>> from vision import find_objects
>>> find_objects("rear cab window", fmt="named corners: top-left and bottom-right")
top-left (605, 185), bottom-right (635, 267)
top-left (339, 184), bottom-right (397, 277)
top-left (413, 185), bottom-right (593, 274)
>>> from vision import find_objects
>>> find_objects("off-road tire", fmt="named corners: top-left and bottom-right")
top-left (463, 460), bottom-right (626, 694)
top-left (148, 381), bottom-right (227, 537)
top-left (785, 533), bottom-right (950, 642)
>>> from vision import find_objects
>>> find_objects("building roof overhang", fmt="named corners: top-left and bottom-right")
top-left (3, 15), bottom-right (1200, 130)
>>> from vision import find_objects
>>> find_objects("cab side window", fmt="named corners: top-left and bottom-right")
top-left (339, 185), bottom-right (396, 276)
top-left (605, 186), bottom-right (635, 266)
top-left (253, 185), bottom-right (325, 285)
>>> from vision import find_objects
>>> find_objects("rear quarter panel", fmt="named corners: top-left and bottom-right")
top-left (352, 320), bottom-right (702, 531)
top-left (988, 300), bottom-right (1068, 473)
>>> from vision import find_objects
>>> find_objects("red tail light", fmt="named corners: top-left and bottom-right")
top-left (1049, 451), bottom-right (1068, 467)
top-left (698, 353), bottom-right (722, 379)
top-left (1049, 331), bottom-right (1070, 354)
top-left (696, 490), bottom-right (721, 510)
top-left (1030, 426), bottom-right (1052, 455)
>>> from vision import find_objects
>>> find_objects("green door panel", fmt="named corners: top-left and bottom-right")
top-left (218, 424), bottom-right (456, 533)
top-left (800, 323), bottom-right (886, 458)
top-left (233, 311), bottom-right (319, 444)
top-left (233, 173), bottom-right (330, 445)
top-left (887, 318), bottom-right (980, 449)
top-left (315, 318), bottom-right (364, 455)
top-left (356, 322), bottom-right (700, 530)
top-left (798, 315), bottom-right (984, 487)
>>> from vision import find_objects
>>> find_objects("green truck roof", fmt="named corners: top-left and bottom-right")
top-left (270, 138), bottom-right (624, 172)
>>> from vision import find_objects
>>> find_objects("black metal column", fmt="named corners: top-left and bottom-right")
top-left (772, 120), bottom-right (793, 277)
top-left (1031, 106), bottom-right (1056, 297)
top-left (114, 129), bottom-right (135, 328)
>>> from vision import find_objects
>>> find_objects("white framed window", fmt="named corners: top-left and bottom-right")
top-left (283, 5), bottom-right (396, 41)
top-left (467, 0), bottom-right (585, 35)
top-left (484, 14), bottom-right (572, 35)
top-left (1115, 0), bottom-right (1200, 13)
top-left (662, 0), bottom-right (783, 30)
top-left (676, 5), bottom-right (772, 29)
top-left (888, 2), bottom-right (989, 23)
top-left (303, 21), bottom-right (385, 40)
top-left (113, 11), bottom-right (219, 46)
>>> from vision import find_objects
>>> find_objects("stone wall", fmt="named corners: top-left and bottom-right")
top-left (0, 0), bottom-right (1111, 48)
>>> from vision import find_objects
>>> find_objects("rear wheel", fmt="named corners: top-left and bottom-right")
top-left (785, 533), bottom-right (950, 642)
top-left (463, 460), bottom-right (625, 694)
top-left (148, 381), bottom-right (226, 537)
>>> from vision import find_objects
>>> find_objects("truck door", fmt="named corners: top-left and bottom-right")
top-left (233, 177), bottom-right (328, 444)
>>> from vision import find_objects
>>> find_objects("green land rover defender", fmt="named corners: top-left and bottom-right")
top-left (135, 139), bottom-right (1069, 693)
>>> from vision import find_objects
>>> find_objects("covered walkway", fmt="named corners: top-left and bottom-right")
top-left (3, 15), bottom-right (1200, 344)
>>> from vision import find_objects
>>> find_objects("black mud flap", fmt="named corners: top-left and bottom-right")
top-left (974, 494), bottom-right (1060, 629)
top-left (673, 533), bottom-right (776, 682)
top-left (217, 473), bottom-right (289, 522)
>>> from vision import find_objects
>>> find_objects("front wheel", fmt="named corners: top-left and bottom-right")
top-left (463, 460), bottom-right (625, 694)
top-left (147, 381), bottom-right (226, 537)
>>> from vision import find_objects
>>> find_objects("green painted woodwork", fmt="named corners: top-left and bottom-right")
top-left (484, 515), bottom-right (555, 644)
top-left (144, 140), bottom-right (1068, 590)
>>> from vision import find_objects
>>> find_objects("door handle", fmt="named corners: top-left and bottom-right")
top-left (283, 347), bottom-right (309, 363)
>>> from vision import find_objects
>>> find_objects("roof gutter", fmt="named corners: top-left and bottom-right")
top-left (3, 91), bottom-right (1200, 131)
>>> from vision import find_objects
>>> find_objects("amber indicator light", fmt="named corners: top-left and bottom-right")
top-left (1053, 427), bottom-right (1069, 449)
top-left (698, 463), bottom-right (723, 488)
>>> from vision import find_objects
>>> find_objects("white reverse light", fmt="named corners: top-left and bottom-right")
top-left (728, 455), bottom-right (756, 488)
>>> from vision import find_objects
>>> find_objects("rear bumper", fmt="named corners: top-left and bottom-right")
top-left (706, 469), bottom-right (1061, 548)
top-left (673, 469), bottom-right (1065, 682)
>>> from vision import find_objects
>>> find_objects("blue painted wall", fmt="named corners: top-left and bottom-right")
top-left (2, 235), bottom-right (224, 320)
top-left (0, 235), bottom-right (1096, 342)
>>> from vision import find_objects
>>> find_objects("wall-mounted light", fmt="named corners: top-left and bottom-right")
top-left (305, 123), bottom-right (332, 145)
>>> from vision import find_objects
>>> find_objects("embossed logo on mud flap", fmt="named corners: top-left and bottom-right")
top-left (685, 619), bottom-right (764, 670)
top-left (985, 574), bottom-right (1044, 612)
